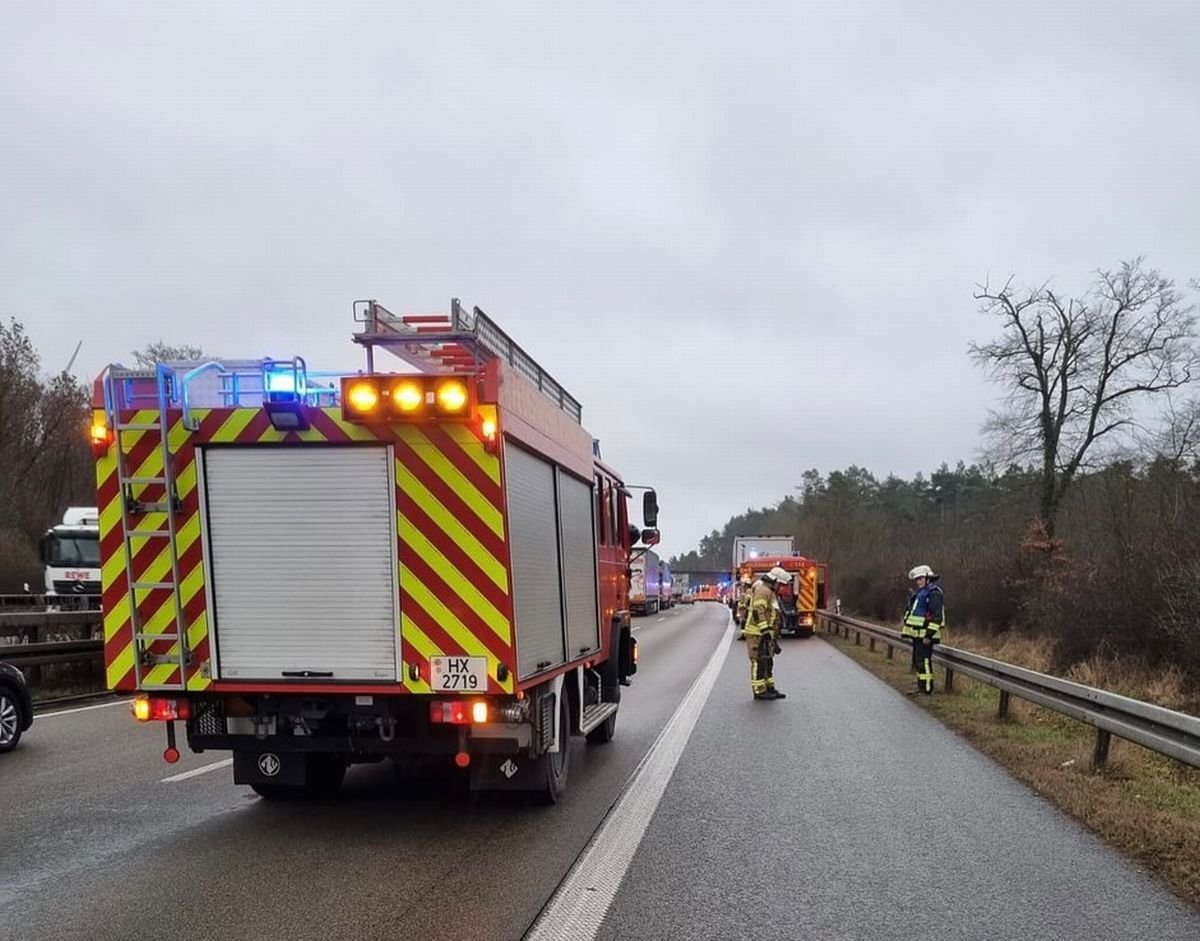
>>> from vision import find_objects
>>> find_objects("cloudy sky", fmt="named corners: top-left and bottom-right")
top-left (2, 1), bottom-right (1198, 557)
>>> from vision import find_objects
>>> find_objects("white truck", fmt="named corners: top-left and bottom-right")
top-left (39, 507), bottom-right (101, 609)
top-left (731, 535), bottom-right (795, 572)
top-left (630, 549), bottom-right (662, 616)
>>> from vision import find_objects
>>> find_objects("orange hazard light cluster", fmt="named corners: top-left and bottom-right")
top-left (429, 700), bottom-right (490, 724)
top-left (131, 695), bottom-right (191, 722)
top-left (341, 375), bottom-right (474, 423)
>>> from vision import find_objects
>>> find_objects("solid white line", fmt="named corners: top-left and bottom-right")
top-left (527, 613), bottom-right (736, 940)
top-left (38, 699), bottom-right (124, 719)
top-left (160, 757), bottom-right (233, 784)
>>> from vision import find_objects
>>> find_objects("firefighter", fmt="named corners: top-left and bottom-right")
top-left (901, 564), bottom-right (945, 695)
top-left (734, 576), bottom-right (752, 632)
top-left (744, 566), bottom-right (790, 700)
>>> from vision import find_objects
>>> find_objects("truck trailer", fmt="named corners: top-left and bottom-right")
top-left (91, 299), bottom-right (657, 803)
top-left (629, 549), bottom-right (662, 616)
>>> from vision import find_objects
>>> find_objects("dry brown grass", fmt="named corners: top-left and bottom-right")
top-left (823, 625), bottom-right (1200, 908)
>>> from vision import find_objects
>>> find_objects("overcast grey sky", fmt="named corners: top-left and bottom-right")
top-left (2, 1), bottom-right (1198, 557)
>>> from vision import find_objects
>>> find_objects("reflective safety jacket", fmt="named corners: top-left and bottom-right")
top-left (744, 580), bottom-right (781, 637)
top-left (735, 585), bottom-right (751, 621)
top-left (902, 583), bottom-right (945, 639)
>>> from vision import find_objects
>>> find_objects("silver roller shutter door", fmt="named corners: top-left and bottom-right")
top-left (504, 443), bottom-right (567, 679)
top-left (558, 470), bottom-right (600, 658)
top-left (203, 446), bottom-right (399, 681)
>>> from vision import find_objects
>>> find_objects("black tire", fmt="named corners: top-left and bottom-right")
top-left (0, 688), bottom-right (24, 753)
top-left (532, 695), bottom-right (571, 805)
top-left (585, 710), bottom-right (617, 745)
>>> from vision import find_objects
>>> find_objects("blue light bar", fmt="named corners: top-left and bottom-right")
top-left (266, 370), bottom-right (298, 395)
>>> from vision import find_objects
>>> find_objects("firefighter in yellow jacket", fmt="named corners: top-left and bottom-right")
top-left (744, 567), bottom-right (791, 700)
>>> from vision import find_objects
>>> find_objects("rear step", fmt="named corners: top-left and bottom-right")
top-left (579, 702), bottom-right (618, 735)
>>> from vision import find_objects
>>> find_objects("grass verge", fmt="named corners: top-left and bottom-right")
top-left (822, 626), bottom-right (1200, 908)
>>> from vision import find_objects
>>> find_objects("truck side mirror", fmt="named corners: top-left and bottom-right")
top-left (643, 490), bottom-right (659, 528)
top-left (641, 528), bottom-right (660, 547)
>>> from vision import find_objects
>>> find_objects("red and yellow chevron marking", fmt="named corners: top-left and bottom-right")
top-left (98, 408), bottom-right (210, 692)
top-left (97, 406), bottom-right (516, 694)
top-left (798, 568), bottom-right (818, 613)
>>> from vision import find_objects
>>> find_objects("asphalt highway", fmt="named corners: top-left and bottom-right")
top-left (2, 603), bottom-right (1196, 941)
top-left (0, 603), bottom-right (722, 941)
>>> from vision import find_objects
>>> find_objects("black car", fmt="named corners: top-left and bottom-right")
top-left (0, 661), bottom-right (33, 752)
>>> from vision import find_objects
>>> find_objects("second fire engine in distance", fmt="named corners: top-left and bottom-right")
top-left (91, 298), bottom-right (658, 804)
top-left (736, 555), bottom-right (828, 637)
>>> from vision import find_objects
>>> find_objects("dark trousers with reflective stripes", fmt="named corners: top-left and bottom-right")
top-left (746, 633), bottom-right (775, 694)
top-left (911, 636), bottom-right (935, 693)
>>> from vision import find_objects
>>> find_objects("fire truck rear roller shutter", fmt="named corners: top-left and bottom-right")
top-left (202, 446), bottom-right (399, 682)
top-left (504, 443), bottom-right (567, 679)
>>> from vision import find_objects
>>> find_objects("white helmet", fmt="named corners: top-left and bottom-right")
top-left (908, 564), bottom-right (936, 580)
top-left (765, 566), bottom-right (792, 584)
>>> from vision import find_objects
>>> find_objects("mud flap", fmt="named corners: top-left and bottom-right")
top-left (469, 753), bottom-right (547, 792)
top-left (233, 750), bottom-right (308, 787)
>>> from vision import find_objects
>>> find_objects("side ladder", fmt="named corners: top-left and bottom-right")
top-left (110, 365), bottom-right (191, 691)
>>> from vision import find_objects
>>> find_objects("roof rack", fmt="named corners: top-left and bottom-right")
top-left (353, 298), bottom-right (582, 423)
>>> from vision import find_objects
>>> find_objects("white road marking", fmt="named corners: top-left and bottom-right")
top-left (160, 757), bottom-right (233, 784)
top-left (37, 699), bottom-right (124, 719)
top-left (656, 617), bottom-right (665, 622)
top-left (527, 612), bottom-right (736, 940)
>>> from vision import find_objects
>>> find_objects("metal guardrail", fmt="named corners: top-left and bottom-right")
top-left (0, 610), bottom-right (104, 680)
top-left (818, 612), bottom-right (1200, 770)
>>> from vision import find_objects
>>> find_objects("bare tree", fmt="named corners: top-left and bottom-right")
top-left (971, 257), bottom-right (1197, 539)
top-left (132, 341), bottom-right (205, 367)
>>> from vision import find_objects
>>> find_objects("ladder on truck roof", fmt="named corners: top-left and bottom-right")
top-left (106, 365), bottom-right (191, 691)
top-left (352, 297), bottom-right (583, 423)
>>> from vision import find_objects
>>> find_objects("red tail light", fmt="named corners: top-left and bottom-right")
top-left (429, 700), bottom-right (490, 725)
top-left (132, 696), bottom-right (191, 722)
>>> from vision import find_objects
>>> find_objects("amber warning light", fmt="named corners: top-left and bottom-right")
top-left (340, 376), bottom-right (476, 423)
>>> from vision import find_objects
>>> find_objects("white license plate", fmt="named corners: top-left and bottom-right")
top-left (430, 656), bottom-right (488, 692)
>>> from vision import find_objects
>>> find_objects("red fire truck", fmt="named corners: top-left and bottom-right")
top-left (736, 555), bottom-right (828, 637)
top-left (90, 299), bottom-right (657, 803)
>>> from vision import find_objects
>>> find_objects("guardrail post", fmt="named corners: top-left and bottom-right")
top-left (998, 690), bottom-right (1011, 718)
top-left (944, 667), bottom-right (954, 692)
top-left (868, 636), bottom-right (876, 652)
top-left (886, 642), bottom-right (894, 660)
top-left (1091, 729), bottom-right (1112, 769)
top-left (854, 630), bottom-right (861, 646)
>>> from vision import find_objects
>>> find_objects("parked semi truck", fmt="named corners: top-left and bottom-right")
top-left (91, 298), bottom-right (658, 803)
top-left (630, 549), bottom-right (662, 615)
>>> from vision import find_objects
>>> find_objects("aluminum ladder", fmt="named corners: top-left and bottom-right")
top-left (109, 365), bottom-right (191, 690)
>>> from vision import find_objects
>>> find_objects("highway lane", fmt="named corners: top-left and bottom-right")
top-left (592, 633), bottom-right (1200, 940)
top-left (0, 602), bottom-right (727, 941)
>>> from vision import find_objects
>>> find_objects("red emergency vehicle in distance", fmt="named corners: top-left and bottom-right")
top-left (736, 555), bottom-right (828, 636)
top-left (90, 298), bottom-right (657, 804)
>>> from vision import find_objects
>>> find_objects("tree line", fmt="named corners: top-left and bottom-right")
top-left (0, 319), bottom-right (201, 591)
top-left (673, 259), bottom-right (1200, 682)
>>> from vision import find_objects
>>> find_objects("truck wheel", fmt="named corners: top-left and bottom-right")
top-left (585, 710), bottom-right (617, 745)
top-left (533, 695), bottom-right (571, 805)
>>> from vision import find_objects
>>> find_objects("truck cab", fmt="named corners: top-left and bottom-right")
top-left (39, 507), bottom-right (101, 608)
